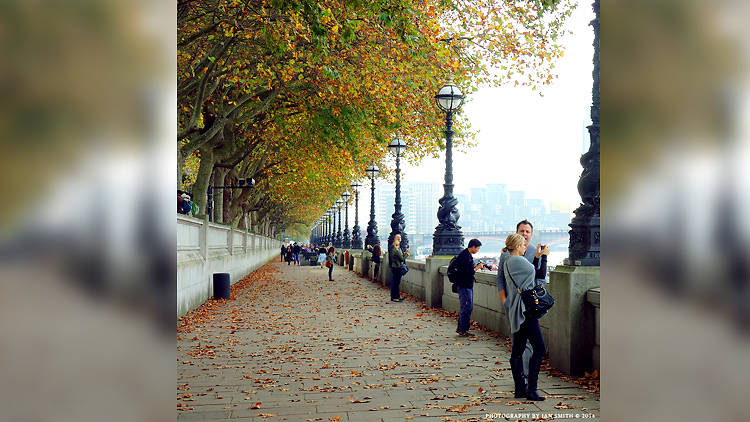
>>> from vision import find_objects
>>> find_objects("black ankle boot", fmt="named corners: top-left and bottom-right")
top-left (526, 359), bottom-right (545, 401)
top-left (509, 357), bottom-right (526, 398)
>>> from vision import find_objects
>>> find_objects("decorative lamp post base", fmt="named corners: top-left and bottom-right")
top-left (365, 233), bottom-right (380, 249)
top-left (432, 228), bottom-right (464, 256)
top-left (566, 214), bottom-right (600, 266)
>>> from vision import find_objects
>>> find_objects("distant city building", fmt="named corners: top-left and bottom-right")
top-left (373, 181), bottom-right (572, 239)
top-left (410, 182), bottom-right (441, 234)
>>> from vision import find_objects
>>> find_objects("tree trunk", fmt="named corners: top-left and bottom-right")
top-left (213, 167), bottom-right (228, 224)
top-left (177, 148), bottom-right (184, 189)
top-left (192, 146), bottom-right (215, 217)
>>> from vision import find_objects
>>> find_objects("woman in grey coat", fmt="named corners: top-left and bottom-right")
top-left (502, 233), bottom-right (546, 401)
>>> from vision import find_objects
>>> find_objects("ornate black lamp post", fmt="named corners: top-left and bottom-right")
top-left (342, 191), bottom-right (352, 249)
top-left (568, 0), bottom-right (600, 266)
top-left (387, 138), bottom-right (409, 252)
top-left (350, 181), bottom-right (363, 249)
top-left (327, 208), bottom-right (334, 245)
top-left (323, 215), bottom-right (327, 244)
top-left (335, 199), bottom-right (343, 248)
top-left (330, 207), bottom-right (336, 245)
top-left (364, 164), bottom-right (381, 248)
top-left (432, 83), bottom-right (466, 256)
top-left (321, 215), bottom-right (326, 245)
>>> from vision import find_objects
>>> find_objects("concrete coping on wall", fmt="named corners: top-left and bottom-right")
top-left (405, 259), bottom-right (425, 271)
top-left (177, 214), bottom-right (204, 225)
top-left (433, 264), bottom-right (498, 284)
top-left (587, 287), bottom-right (600, 306)
top-left (474, 270), bottom-right (499, 286)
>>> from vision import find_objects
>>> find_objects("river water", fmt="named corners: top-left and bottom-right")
top-left (414, 250), bottom-right (567, 269)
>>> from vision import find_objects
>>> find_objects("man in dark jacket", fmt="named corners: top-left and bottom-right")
top-left (292, 243), bottom-right (301, 266)
top-left (454, 238), bottom-right (485, 337)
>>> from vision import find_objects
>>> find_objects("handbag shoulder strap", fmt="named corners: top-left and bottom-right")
top-left (504, 260), bottom-right (522, 293)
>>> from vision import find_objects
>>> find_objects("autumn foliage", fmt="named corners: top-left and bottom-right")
top-left (177, 0), bottom-right (574, 236)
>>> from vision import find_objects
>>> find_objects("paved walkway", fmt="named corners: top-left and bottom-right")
top-left (177, 261), bottom-right (599, 421)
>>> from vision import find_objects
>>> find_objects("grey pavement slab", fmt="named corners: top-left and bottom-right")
top-left (178, 261), bottom-right (599, 420)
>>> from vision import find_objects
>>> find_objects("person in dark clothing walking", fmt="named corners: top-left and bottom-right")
top-left (281, 245), bottom-right (286, 262)
top-left (285, 245), bottom-right (293, 265)
top-left (453, 238), bottom-right (485, 337)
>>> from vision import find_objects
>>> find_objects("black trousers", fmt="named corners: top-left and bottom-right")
top-left (511, 317), bottom-right (545, 390)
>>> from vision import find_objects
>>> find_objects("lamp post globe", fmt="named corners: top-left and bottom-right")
top-left (350, 181), bottom-right (363, 249)
top-left (365, 163), bottom-right (381, 248)
top-left (435, 83), bottom-right (464, 112)
top-left (387, 137), bottom-right (407, 157)
top-left (432, 82), bottom-right (466, 256)
top-left (387, 138), bottom-right (409, 253)
top-left (365, 164), bottom-right (380, 179)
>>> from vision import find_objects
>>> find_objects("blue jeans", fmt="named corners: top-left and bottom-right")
top-left (390, 268), bottom-right (402, 300)
top-left (328, 263), bottom-right (334, 280)
top-left (294, 253), bottom-right (299, 265)
top-left (457, 286), bottom-right (474, 332)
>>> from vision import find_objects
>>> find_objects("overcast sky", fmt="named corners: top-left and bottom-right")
top-left (397, 0), bottom-right (594, 214)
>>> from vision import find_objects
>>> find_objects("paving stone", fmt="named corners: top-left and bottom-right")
top-left (177, 261), bottom-right (598, 420)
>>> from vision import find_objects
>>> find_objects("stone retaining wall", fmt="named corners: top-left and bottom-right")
top-left (177, 215), bottom-right (282, 317)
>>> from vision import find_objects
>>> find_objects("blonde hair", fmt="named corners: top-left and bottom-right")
top-left (502, 233), bottom-right (525, 253)
top-left (392, 234), bottom-right (401, 246)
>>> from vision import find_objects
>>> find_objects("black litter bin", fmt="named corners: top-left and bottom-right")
top-left (213, 273), bottom-right (230, 299)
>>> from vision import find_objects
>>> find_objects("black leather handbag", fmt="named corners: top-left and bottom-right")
top-left (505, 263), bottom-right (554, 319)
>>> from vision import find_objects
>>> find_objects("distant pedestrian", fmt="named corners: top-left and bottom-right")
top-left (285, 245), bottom-right (293, 265)
top-left (367, 243), bottom-right (382, 279)
top-left (317, 245), bottom-right (327, 268)
top-left (281, 244), bottom-right (286, 262)
top-left (502, 233), bottom-right (547, 401)
top-left (326, 246), bottom-right (336, 281)
top-left (388, 234), bottom-right (410, 302)
top-left (293, 243), bottom-right (301, 266)
top-left (451, 239), bottom-right (485, 336)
